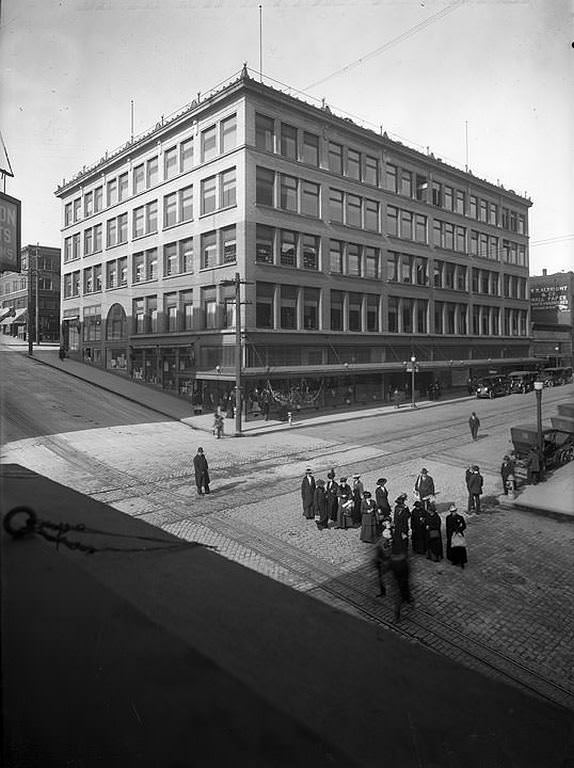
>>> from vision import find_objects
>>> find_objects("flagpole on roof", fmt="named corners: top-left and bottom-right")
top-left (0, 131), bottom-right (15, 186)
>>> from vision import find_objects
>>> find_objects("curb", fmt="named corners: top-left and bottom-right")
top-left (498, 495), bottom-right (574, 523)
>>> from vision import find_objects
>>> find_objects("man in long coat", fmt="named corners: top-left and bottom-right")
top-left (468, 412), bottom-right (481, 441)
top-left (393, 493), bottom-right (411, 553)
top-left (193, 447), bottom-right (210, 495)
top-left (467, 465), bottom-right (484, 514)
top-left (301, 468), bottom-right (316, 519)
top-left (414, 468), bottom-right (435, 502)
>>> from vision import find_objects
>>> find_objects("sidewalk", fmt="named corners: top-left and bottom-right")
top-left (3, 336), bottom-right (573, 520)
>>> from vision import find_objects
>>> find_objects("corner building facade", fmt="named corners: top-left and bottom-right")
top-left (55, 70), bottom-right (533, 415)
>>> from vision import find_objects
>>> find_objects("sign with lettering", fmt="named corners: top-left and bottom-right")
top-left (530, 284), bottom-right (569, 312)
top-left (0, 191), bottom-right (21, 273)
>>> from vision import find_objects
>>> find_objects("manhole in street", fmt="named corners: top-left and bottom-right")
top-left (499, 570), bottom-right (527, 585)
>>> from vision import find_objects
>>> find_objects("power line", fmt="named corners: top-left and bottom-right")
top-left (529, 234), bottom-right (574, 248)
top-left (305, 0), bottom-right (467, 91)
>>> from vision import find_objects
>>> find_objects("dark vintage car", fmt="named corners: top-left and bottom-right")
top-left (508, 371), bottom-right (537, 394)
top-left (510, 424), bottom-right (574, 471)
top-left (542, 367), bottom-right (573, 387)
top-left (476, 375), bottom-right (510, 399)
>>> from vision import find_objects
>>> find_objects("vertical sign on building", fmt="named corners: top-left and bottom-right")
top-left (0, 191), bottom-right (21, 273)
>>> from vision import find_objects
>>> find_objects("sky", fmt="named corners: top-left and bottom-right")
top-left (1, 0), bottom-right (572, 276)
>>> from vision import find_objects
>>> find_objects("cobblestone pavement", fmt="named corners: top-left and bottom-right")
top-left (3, 407), bottom-right (574, 709)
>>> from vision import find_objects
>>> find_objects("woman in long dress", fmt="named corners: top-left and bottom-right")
top-left (410, 500), bottom-right (428, 555)
top-left (425, 503), bottom-right (443, 562)
top-left (360, 491), bottom-right (378, 543)
top-left (446, 504), bottom-right (467, 568)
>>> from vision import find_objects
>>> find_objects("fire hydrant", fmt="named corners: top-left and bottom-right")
top-left (287, 411), bottom-right (293, 426)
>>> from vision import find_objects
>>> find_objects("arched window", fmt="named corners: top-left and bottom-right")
top-left (106, 303), bottom-right (127, 340)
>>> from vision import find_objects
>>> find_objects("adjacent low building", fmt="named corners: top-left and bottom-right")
top-left (529, 269), bottom-right (573, 369)
top-left (0, 245), bottom-right (61, 342)
top-left (55, 68), bottom-right (533, 414)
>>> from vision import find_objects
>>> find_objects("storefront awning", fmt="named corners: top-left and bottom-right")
top-left (0, 308), bottom-right (13, 322)
top-left (12, 308), bottom-right (28, 324)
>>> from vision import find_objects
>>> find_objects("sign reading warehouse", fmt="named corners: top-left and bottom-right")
top-left (0, 191), bottom-right (21, 273)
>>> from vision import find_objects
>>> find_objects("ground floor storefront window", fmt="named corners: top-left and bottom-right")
top-left (107, 348), bottom-right (128, 372)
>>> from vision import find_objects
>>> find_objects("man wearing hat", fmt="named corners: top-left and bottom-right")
top-left (393, 493), bottom-right (411, 553)
top-left (193, 446), bottom-right (210, 496)
top-left (326, 469), bottom-right (339, 524)
top-left (301, 468), bottom-right (316, 519)
top-left (445, 504), bottom-right (467, 567)
top-left (414, 467), bottom-right (435, 505)
top-left (375, 478), bottom-right (391, 519)
top-left (500, 455), bottom-right (515, 495)
top-left (336, 477), bottom-right (353, 529)
top-left (467, 465), bottom-right (484, 514)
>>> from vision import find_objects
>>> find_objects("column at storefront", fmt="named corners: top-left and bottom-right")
top-left (82, 305), bottom-right (102, 365)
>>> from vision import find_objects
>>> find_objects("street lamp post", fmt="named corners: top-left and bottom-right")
top-left (410, 355), bottom-right (417, 408)
top-left (534, 380), bottom-right (544, 482)
top-left (554, 345), bottom-right (560, 368)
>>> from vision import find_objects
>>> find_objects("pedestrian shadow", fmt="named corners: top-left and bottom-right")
top-left (477, 494), bottom-right (505, 514)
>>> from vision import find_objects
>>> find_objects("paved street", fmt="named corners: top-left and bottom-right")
top-left (2, 341), bottom-right (574, 709)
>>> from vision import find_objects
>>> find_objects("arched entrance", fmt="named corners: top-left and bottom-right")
top-left (105, 303), bottom-right (128, 372)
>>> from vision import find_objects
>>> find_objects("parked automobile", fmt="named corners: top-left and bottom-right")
top-left (510, 424), bottom-right (574, 471)
top-left (542, 367), bottom-right (573, 387)
top-left (508, 371), bottom-right (537, 394)
top-left (476, 375), bottom-right (510, 399)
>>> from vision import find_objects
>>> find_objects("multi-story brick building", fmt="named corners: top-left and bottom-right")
top-left (529, 269), bottom-right (573, 368)
top-left (0, 245), bottom-right (60, 342)
top-left (55, 68), bottom-right (533, 414)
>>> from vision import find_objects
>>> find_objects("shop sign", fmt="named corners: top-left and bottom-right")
top-left (530, 284), bottom-right (570, 312)
top-left (0, 191), bottom-right (21, 273)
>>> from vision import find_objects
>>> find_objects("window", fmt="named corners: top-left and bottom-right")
top-left (181, 238), bottom-right (193, 272)
top-left (221, 168), bottom-right (236, 208)
top-left (221, 115), bottom-right (237, 153)
top-left (164, 293), bottom-right (178, 332)
top-left (280, 124), bottom-right (297, 160)
top-left (146, 249), bottom-right (158, 281)
top-left (443, 186), bottom-right (453, 211)
top-left (386, 205), bottom-right (398, 236)
top-left (72, 271), bottom-right (80, 296)
top-left (400, 170), bottom-right (412, 197)
top-left (329, 189), bottom-right (344, 223)
top-left (444, 262), bottom-right (455, 289)
top-left (118, 257), bottom-right (127, 285)
top-left (388, 297), bottom-right (398, 332)
top-left (443, 222), bottom-right (454, 250)
top-left (255, 114), bottom-right (274, 152)
top-left (222, 226), bottom-right (237, 263)
top-left (415, 257), bottom-right (427, 286)
top-left (64, 238), bottom-right (72, 262)
top-left (455, 190), bottom-right (465, 214)
top-left (164, 243), bottom-right (178, 276)
top-left (201, 232), bottom-right (216, 269)
top-left (455, 226), bottom-right (466, 253)
top-left (328, 142), bottom-right (343, 174)
top-left (481, 271), bottom-right (489, 294)
top-left (118, 214), bottom-right (128, 244)
top-left (416, 175), bottom-right (428, 202)
top-left (457, 265), bottom-right (467, 291)
top-left (83, 267), bottom-right (93, 293)
top-left (366, 295), bottom-right (379, 331)
top-left (472, 268), bottom-right (479, 293)
top-left (346, 149), bottom-right (361, 180)
top-left (179, 185), bottom-right (193, 221)
top-left (201, 126), bottom-right (217, 162)
top-left (415, 214), bottom-right (427, 243)
top-left (458, 304), bottom-right (467, 335)
top-left (433, 261), bottom-right (443, 288)
top-left (346, 194), bottom-right (362, 227)
top-left (65, 203), bottom-right (73, 226)
top-left (432, 182), bottom-right (442, 207)
top-left (133, 252), bottom-right (145, 283)
top-left (416, 300), bottom-right (428, 333)
top-left (517, 214), bottom-right (525, 235)
top-left (146, 201), bottom-right (158, 233)
top-left (302, 235), bottom-right (318, 270)
top-left (133, 164), bottom-right (145, 194)
top-left (302, 132), bottom-right (319, 166)
top-left (84, 228), bottom-right (93, 256)
top-left (434, 301), bottom-right (444, 334)
top-left (147, 157), bottom-right (158, 188)
top-left (256, 167), bottom-right (274, 206)
top-left (148, 296), bottom-right (158, 333)
top-left (134, 298), bottom-right (145, 334)
top-left (133, 206), bottom-right (144, 238)
top-left (446, 302), bottom-right (456, 334)
top-left (73, 198), bottom-right (81, 222)
top-left (118, 173), bottom-right (128, 201)
top-left (401, 254), bottom-right (413, 284)
top-left (330, 290), bottom-right (344, 331)
top-left (479, 199), bottom-right (488, 223)
top-left (280, 230), bottom-right (297, 267)
top-left (347, 243), bottom-right (361, 277)
top-left (402, 298), bottom-right (413, 333)
top-left (364, 247), bottom-right (379, 279)
top-left (84, 191), bottom-right (93, 217)
top-left (256, 225), bottom-right (274, 263)
top-left (279, 174), bottom-right (298, 211)
top-left (386, 164), bottom-right (397, 193)
top-left (181, 290), bottom-right (194, 330)
top-left (301, 181), bottom-right (320, 217)
top-left (280, 285), bottom-right (298, 329)
top-left (164, 192), bottom-right (177, 227)
top-left (348, 292), bottom-right (361, 331)
top-left (201, 176), bottom-right (217, 214)
top-left (180, 138), bottom-right (193, 171)
top-left (93, 224), bottom-right (102, 252)
top-left (303, 287), bottom-right (319, 330)
top-left (469, 196), bottom-right (477, 219)
top-left (329, 240), bottom-right (343, 273)
top-left (490, 273), bottom-right (499, 295)
top-left (94, 187), bottom-right (103, 213)
top-left (256, 282), bottom-right (275, 328)
top-left (470, 230), bottom-right (478, 256)
top-left (364, 156), bottom-right (378, 186)
top-left (489, 202), bottom-right (497, 226)
top-left (400, 210), bottom-right (413, 240)
top-left (387, 252), bottom-right (399, 282)
top-left (164, 147), bottom-right (178, 179)
top-left (365, 199), bottom-right (379, 232)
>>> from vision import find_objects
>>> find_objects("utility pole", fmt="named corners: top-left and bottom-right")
top-left (35, 243), bottom-right (40, 345)
top-left (27, 249), bottom-right (33, 356)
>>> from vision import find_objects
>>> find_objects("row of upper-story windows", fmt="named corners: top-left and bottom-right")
top-left (63, 115), bottom-right (238, 226)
